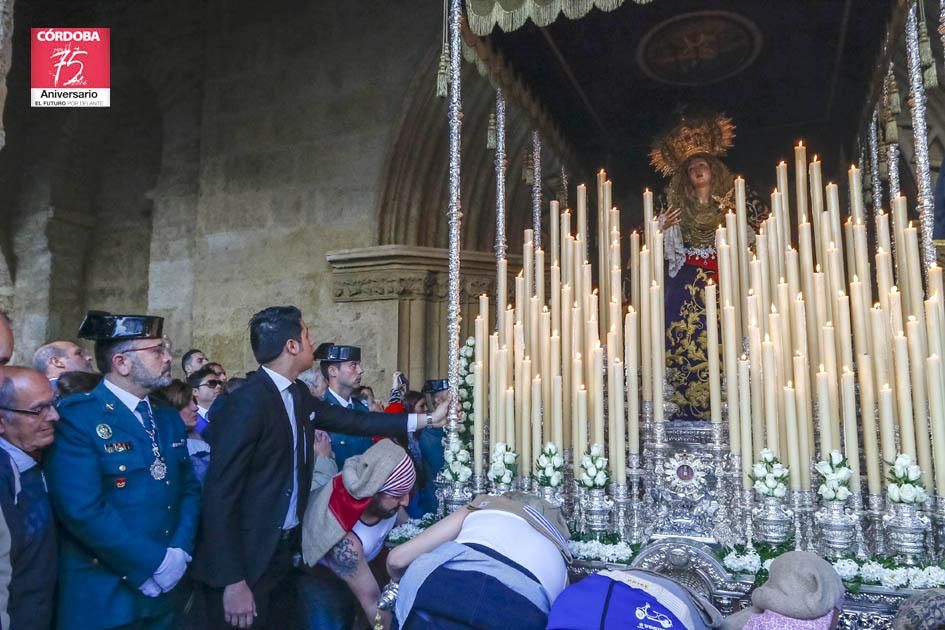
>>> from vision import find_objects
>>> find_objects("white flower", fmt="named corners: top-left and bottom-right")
top-left (908, 465), bottom-right (922, 482)
top-left (503, 452), bottom-right (517, 465)
top-left (461, 401), bottom-right (471, 411)
top-left (538, 454), bottom-right (549, 468)
top-left (742, 551), bottom-right (761, 574)
top-left (771, 463), bottom-right (786, 477)
top-left (761, 448), bottom-right (775, 463)
top-left (859, 561), bottom-right (885, 583)
top-left (464, 373), bottom-right (475, 386)
top-left (449, 460), bottom-right (462, 474)
top-left (590, 443), bottom-right (603, 458)
top-left (773, 485), bottom-right (786, 498)
top-left (459, 468), bottom-right (472, 483)
top-left (922, 566), bottom-right (945, 588)
top-left (916, 487), bottom-right (929, 503)
top-left (458, 388), bottom-right (468, 401)
top-left (550, 472), bottom-right (562, 487)
top-left (888, 484), bottom-right (902, 503)
top-left (815, 461), bottom-right (832, 477)
top-left (819, 485), bottom-right (837, 500)
top-left (751, 463), bottom-right (767, 479)
top-left (489, 462), bottom-right (506, 478)
top-left (836, 468), bottom-right (852, 483)
top-left (764, 475), bottom-right (778, 489)
top-left (457, 450), bottom-right (470, 463)
top-left (543, 442), bottom-right (555, 452)
top-left (501, 471), bottom-right (513, 484)
top-left (586, 464), bottom-right (598, 478)
top-left (835, 486), bottom-right (851, 501)
top-left (465, 336), bottom-right (475, 347)
top-left (830, 450), bottom-right (843, 466)
top-left (456, 423), bottom-right (467, 434)
top-left (900, 483), bottom-right (918, 503)
top-left (881, 568), bottom-right (909, 589)
top-left (581, 474), bottom-right (593, 487)
top-left (895, 454), bottom-right (913, 468)
top-left (552, 454), bottom-right (564, 468)
top-left (754, 480), bottom-right (768, 495)
top-left (581, 455), bottom-right (592, 468)
top-left (594, 471), bottom-right (607, 487)
top-left (495, 442), bottom-right (507, 452)
top-left (832, 559), bottom-right (859, 581)
top-left (544, 465), bottom-right (555, 478)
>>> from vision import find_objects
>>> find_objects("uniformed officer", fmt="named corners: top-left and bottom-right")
top-left (316, 342), bottom-right (373, 468)
top-left (418, 379), bottom-right (449, 513)
top-left (45, 311), bottom-right (201, 630)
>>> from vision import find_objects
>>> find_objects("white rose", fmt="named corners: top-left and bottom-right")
top-left (894, 463), bottom-right (907, 480)
top-left (456, 423), bottom-right (466, 434)
top-left (908, 465), bottom-right (922, 482)
top-left (752, 463), bottom-right (767, 479)
top-left (489, 462), bottom-right (505, 476)
top-left (459, 468), bottom-right (472, 482)
top-left (503, 452), bottom-right (517, 466)
top-left (835, 486), bottom-right (851, 501)
top-left (552, 454), bottom-right (564, 468)
top-left (543, 442), bottom-right (555, 452)
top-left (538, 454), bottom-right (549, 468)
top-left (457, 450), bottom-right (470, 463)
top-left (581, 455), bottom-right (592, 468)
top-left (586, 465), bottom-right (598, 478)
top-left (761, 448), bottom-right (775, 463)
top-left (754, 480), bottom-right (768, 494)
top-left (449, 460), bottom-right (462, 474)
top-left (466, 336), bottom-right (475, 346)
top-left (764, 474), bottom-right (778, 489)
top-left (819, 485), bottom-right (836, 500)
top-left (594, 471), bottom-right (607, 486)
top-left (465, 373), bottom-right (475, 386)
top-left (888, 484), bottom-right (902, 503)
top-left (581, 474), bottom-right (593, 487)
top-left (771, 463), bottom-right (786, 476)
top-left (900, 483), bottom-right (918, 503)
top-left (501, 471), bottom-right (513, 484)
top-left (895, 454), bottom-right (912, 468)
top-left (495, 441), bottom-right (507, 451)
top-left (597, 457), bottom-right (608, 470)
top-left (590, 444), bottom-right (603, 458)
top-left (837, 468), bottom-right (852, 483)
top-left (461, 401), bottom-right (471, 410)
top-left (916, 487), bottom-right (929, 503)
top-left (773, 485), bottom-right (786, 498)
top-left (458, 388), bottom-right (468, 401)
top-left (544, 465), bottom-right (555, 478)
top-left (830, 450), bottom-right (844, 466)
top-left (815, 461), bottom-right (832, 477)
top-left (550, 472), bottom-right (562, 487)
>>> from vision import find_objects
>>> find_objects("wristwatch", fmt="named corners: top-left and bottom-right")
top-left (426, 414), bottom-right (434, 428)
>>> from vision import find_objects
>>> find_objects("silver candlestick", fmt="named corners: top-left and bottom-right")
top-left (471, 472), bottom-right (488, 497)
top-left (851, 492), bottom-right (869, 560)
top-left (868, 493), bottom-right (886, 556)
top-left (611, 482), bottom-right (630, 538)
top-left (792, 491), bottom-right (806, 551)
top-left (742, 489), bottom-right (755, 547)
top-left (627, 452), bottom-right (645, 544)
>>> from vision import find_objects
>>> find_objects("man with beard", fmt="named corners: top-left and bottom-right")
top-left (45, 311), bottom-right (201, 629)
top-left (300, 439), bottom-right (415, 629)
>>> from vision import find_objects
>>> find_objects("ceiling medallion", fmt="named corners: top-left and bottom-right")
top-left (637, 11), bottom-right (762, 87)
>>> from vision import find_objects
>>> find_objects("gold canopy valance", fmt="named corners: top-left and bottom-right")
top-left (465, 0), bottom-right (647, 35)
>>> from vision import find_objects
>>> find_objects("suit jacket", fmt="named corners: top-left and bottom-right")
top-left (46, 381), bottom-right (201, 629)
top-left (193, 368), bottom-right (408, 588)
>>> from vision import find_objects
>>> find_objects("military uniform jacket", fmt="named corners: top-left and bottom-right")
top-left (324, 389), bottom-right (373, 468)
top-left (46, 380), bottom-right (201, 630)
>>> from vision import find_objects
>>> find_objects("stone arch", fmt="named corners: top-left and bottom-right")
top-left (376, 47), bottom-right (568, 257)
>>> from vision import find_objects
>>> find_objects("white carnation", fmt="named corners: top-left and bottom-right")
top-left (859, 561), bottom-right (885, 583)
top-left (833, 559), bottom-right (859, 581)
top-left (881, 568), bottom-right (909, 589)
top-left (761, 449), bottom-right (775, 463)
top-left (457, 450), bottom-right (470, 463)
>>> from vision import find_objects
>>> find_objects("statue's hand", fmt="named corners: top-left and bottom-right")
top-left (659, 207), bottom-right (682, 230)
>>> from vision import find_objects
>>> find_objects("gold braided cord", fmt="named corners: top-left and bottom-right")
top-left (465, 0), bottom-right (652, 36)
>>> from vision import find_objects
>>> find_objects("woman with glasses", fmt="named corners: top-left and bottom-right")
top-left (158, 380), bottom-right (210, 485)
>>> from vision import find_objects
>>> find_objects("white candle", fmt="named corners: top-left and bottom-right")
top-left (927, 355), bottom-right (945, 497)
top-left (473, 361), bottom-right (483, 475)
top-left (706, 281), bottom-right (722, 424)
top-left (739, 356), bottom-right (753, 489)
top-left (784, 383), bottom-right (802, 490)
top-left (626, 308), bottom-right (640, 454)
top-left (816, 367), bottom-right (834, 457)
top-left (840, 369), bottom-right (861, 493)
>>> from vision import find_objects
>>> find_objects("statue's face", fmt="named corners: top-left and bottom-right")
top-left (686, 157), bottom-right (712, 188)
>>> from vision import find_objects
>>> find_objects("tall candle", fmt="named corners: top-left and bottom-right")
top-left (571, 353), bottom-right (583, 465)
top-left (473, 361), bottom-right (484, 475)
top-left (550, 200), bottom-right (560, 266)
top-left (515, 275), bottom-right (525, 325)
top-left (535, 247), bottom-right (545, 308)
top-left (795, 142), bottom-right (808, 222)
top-left (893, 333), bottom-right (917, 459)
top-left (723, 303), bottom-right (741, 454)
top-left (496, 346), bottom-right (508, 444)
top-left (825, 183), bottom-right (843, 261)
top-left (848, 164), bottom-right (865, 225)
top-left (530, 375), bottom-right (542, 476)
top-left (816, 367), bottom-right (834, 457)
top-left (878, 384), bottom-right (897, 474)
top-left (489, 334), bottom-right (499, 448)
top-left (650, 282), bottom-right (664, 422)
top-left (626, 308), bottom-right (640, 454)
top-left (577, 386), bottom-right (588, 463)
top-left (809, 156), bottom-right (824, 215)
top-left (784, 383), bottom-right (802, 490)
top-left (630, 231), bottom-right (641, 312)
top-left (706, 281), bottom-right (722, 424)
top-left (906, 317), bottom-right (932, 488)
top-left (592, 345), bottom-right (605, 445)
top-left (540, 309), bottom-right (552, 439)
top-left (739, 356), bottom-right (753, 488)
top-left (735, 177), bottom-right (751, 337)
top-left (576, 185), bottom-right (588, 259)
top-left (856, 355), bottom-right (881, 495)
top-left (835, 293), bottom-right (854, 370)
top-left (749, 324), bottom-right (765, 456)
top-left (640, 249), bottom-right (652, 401)
top-left (613, 357), bottom-right (626, 484)
top-left (822, 324), bottom-right (841, 449)
top-left (505, 387), bottom-right (515, 453)
top-left (551, 264), bottom-right (561, 347)
top-left (927, 355), bottom-right (945, 497)
top-left (840, 369), bottom-right (861, 493)
top-left (552, 375), bottom-right (563, 447)
top-left (763, 336), bottom-right (780, 456)
top-left (793, 353), bottom-right (812, 489)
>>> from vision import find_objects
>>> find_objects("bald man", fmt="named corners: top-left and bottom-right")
top-left (0, 367), bottom-right (60, 628)
top-left (0, 312), bottom-right (12, 366)
top-left (32, 341), bottom-right (93, 395)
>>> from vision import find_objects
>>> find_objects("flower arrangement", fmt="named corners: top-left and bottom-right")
top-left (388, 513), bottom-right (441, 546)
top-left (488, 442), bottom-right (518, 485)
top-left (568, 534), bottom-right (638, 564)
top-left (456, 336), bottom-right (477, 445)
top-left (815, 450), bottom-right (853, 502)
top-left (886, 453), bottom-right (928, 504)
top-left (749, 448), bottom-right (789, 498)
top-left (535, 442), bottom-right (565, 488)
top-left (442, 439), bottom-right (473, 483)
top-left (580, 443), bottom-right (609, 489)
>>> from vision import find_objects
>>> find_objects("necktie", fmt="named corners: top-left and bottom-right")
top-left (288, 384), bottom-right (308, 518)
top-left (135, 400), bottom-right (155, 433)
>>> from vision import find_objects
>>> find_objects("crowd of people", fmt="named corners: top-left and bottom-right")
top-left (1, 307), bottom-right (944, 630)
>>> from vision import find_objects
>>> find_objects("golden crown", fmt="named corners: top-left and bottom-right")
top-left (649, 113), bottom-right (736, 177)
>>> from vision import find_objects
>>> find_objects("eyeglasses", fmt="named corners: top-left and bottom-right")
top-left (198, 380), bottom-right (223, 389)
top-left (122, 341), bottom-right (171, 355)
top-left (0, 402), bottom-right (56, 416)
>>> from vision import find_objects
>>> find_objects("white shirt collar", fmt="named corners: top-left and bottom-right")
top-left (261, 365), bottom-right (293, 393)
top-left (103, 377), bottom-right (150, 415)
top-left (197, 406), bottom-right (210, 418)
top-left (327, 387), bottom-right (353, 407)
top-left (0, 438), bottom-right (37, 473)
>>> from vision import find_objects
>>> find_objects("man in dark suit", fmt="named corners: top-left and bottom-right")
top-left (194, 306), bottom-right (448, 629)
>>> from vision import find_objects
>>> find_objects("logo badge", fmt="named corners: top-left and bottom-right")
top-left (31, 28), bottom-right (110, 107)
top-left (115, 478), bottom-right (127, 489)
top-left (96, 424), bottom-right (113, 439)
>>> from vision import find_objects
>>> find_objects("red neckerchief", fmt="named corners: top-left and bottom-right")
top-left (685, 253), bottom-right (719, 283)
top-left (327, 474), bottom-right (372, 532)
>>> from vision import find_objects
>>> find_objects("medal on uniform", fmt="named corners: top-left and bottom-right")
top-left (150, 458), bottom-right (167, 480)
top-left (96, 424), bottom-right (113, 439)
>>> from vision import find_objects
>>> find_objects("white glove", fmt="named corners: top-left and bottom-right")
top-left (138, 577), bottom-right (162, 598)
top-left (152, 547), bottom-right (192, 593)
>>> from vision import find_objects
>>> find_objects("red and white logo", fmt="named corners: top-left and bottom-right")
top-left (31, 28), bottom-right (110, 107)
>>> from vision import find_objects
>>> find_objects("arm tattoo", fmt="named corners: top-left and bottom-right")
top-left (326, 535), bottom-right (360, 578)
